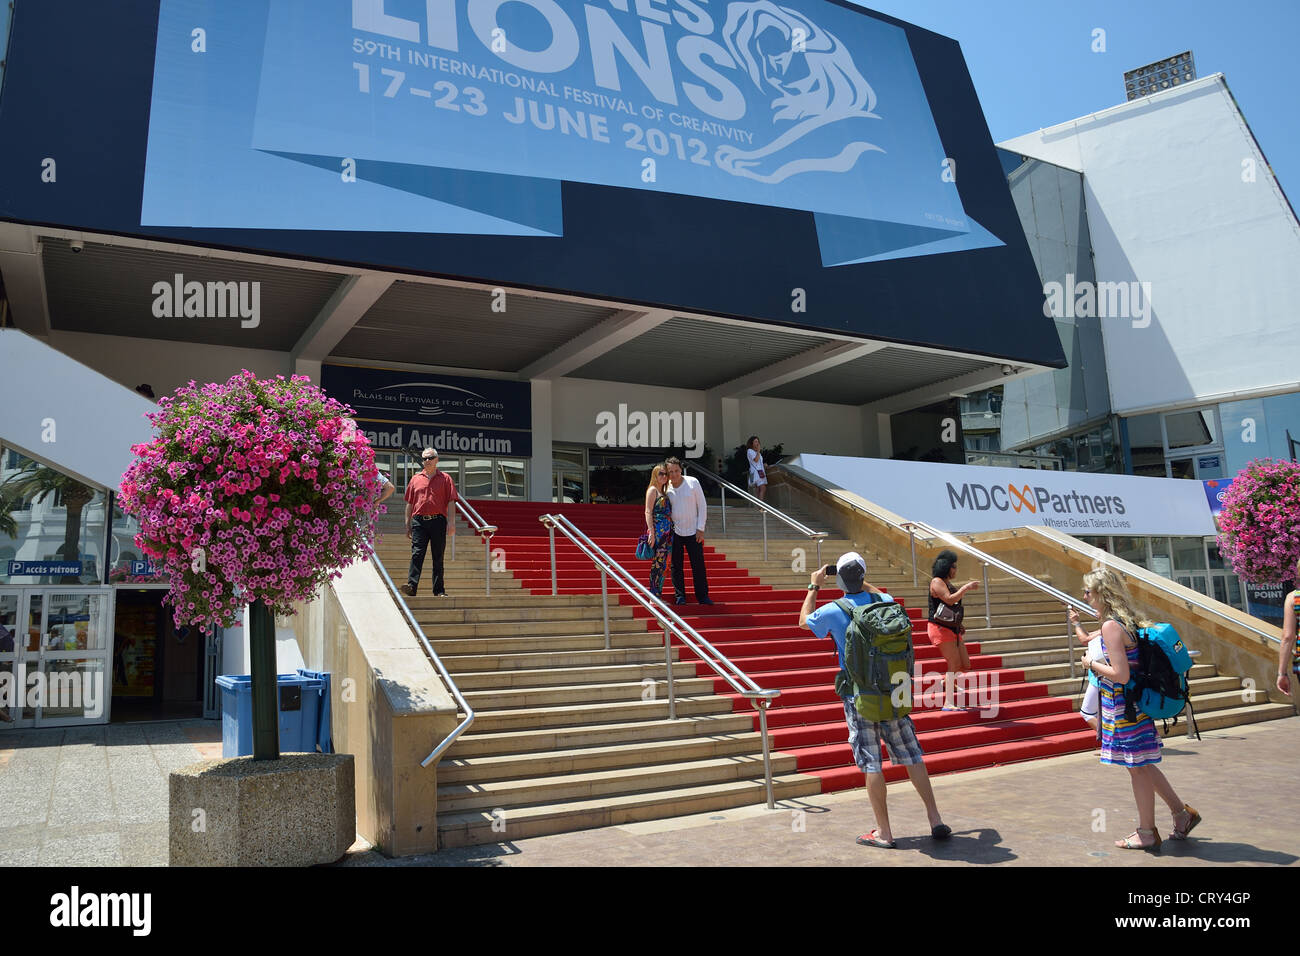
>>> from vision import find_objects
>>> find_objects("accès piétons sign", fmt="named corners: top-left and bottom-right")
top-left (790, 455), bottom-right (1217, 537)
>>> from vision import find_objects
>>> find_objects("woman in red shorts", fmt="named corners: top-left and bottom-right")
top-left (927, 549), bottom-right (980, 711)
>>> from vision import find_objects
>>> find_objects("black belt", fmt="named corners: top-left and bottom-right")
top-left (414, 514), bottom-right (447, 520)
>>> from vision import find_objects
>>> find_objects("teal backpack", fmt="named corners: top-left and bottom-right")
top-left (1124, 622), bottom-right (1199, 737)
top-left (833, 596), bottom-right (915, 722)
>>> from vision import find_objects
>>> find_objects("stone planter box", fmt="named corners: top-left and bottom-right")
top-left (169, 753), bottom-right (355, 866)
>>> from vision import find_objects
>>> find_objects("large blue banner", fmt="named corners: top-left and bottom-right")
top-left (141, 0), bottom-right (1001, 266)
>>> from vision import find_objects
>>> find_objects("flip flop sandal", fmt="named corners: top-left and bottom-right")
top-left (856, 829), bottom-right (896, 848)
top-left (931, 824), bottom-right (952, 840)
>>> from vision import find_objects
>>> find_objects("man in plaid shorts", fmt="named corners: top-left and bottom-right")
top-left (800, 552), bottom-right (952, 848)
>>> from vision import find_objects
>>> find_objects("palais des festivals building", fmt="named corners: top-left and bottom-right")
top-left (0, 2), bottom-right (1293, 739)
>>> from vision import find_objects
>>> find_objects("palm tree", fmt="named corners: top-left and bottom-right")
top-left (0, 485), bottom-right (19, 539)
top-left (1, 461), bottom-right (97, 583)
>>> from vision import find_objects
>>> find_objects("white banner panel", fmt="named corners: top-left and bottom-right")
top-left (791, 455), bottom-right (1216, 537)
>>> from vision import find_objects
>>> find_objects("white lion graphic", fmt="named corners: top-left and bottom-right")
top-left (717, 0), bottom-right (882, 184)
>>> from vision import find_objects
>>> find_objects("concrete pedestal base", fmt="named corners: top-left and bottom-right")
top-left (169, 753), bottom-right (355, 867)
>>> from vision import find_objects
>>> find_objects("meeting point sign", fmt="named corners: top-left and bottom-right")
top-left (791, 455), bottom-right (1218, 537)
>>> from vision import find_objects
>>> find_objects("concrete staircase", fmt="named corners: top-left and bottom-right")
top-left (372, 509), bottom-right (819, 849)
top-left (372, 499), bottom-right (1291, 847)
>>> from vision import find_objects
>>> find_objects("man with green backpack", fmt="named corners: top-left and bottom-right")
top-left (800, 552), bottom-right (952, 848)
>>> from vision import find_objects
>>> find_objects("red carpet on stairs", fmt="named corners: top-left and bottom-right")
top-left (469, 500), bottom-right (1097, 793)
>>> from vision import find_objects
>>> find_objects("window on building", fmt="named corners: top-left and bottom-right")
top-left (1165, 408), bottom-right (1217, 450)
top-left (1127, 413), bottom-right (1164, 478)
top-left (1113, 536), bottom-right (1148, 569)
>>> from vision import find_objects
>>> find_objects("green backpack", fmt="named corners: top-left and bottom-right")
top-left (833, 596), bottom-right (915, 722)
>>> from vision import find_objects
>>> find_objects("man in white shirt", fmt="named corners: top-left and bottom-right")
top-left (664, 457), bottom-right (713, 605)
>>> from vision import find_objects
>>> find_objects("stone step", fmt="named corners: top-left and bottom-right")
top-left (452, 660), bottom-right (696, 691)
top-left (1159, 701), bottom-right (1295, 735)
top-left (1029, 662), bottom-right (1218, 687)
top-left (446, 713), bottom-right (755, 758)
top-left (1048, 673), bottom-right (1242, 704)
top-left (465, 695), bottom-right (735, 733)
top-left (442, 646), bottom-right (676, 674)
top-left (437, 774), bottom-right (822, 848)
top-left (415, 605), bottom-right (637, 624)
top-left (418, 618), bottom-right (650, 638)
top-left (428, 632), bottom-right (666, 656)
top-left (438, 731), bottom-right (768, 784)
top-left (438, 753), bottom-right (799, 813)
top-left (461, 676), bottom-right (717, 710)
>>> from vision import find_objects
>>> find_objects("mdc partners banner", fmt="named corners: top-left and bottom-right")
top-left (321, 364), bottom-right (532, 456)
top-left (140, 0), bottom-right (1000, 267)
top-left (791, 455), bottom-right (1218, 536)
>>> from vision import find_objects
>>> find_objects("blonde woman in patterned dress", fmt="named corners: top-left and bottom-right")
top-left (644, 464), bottom-right (674, 597)
top-left (1069, 567), bottom-right (1201, 852)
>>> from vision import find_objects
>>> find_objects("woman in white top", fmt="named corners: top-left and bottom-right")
top-left (746, 436), bottom-right (768, 502)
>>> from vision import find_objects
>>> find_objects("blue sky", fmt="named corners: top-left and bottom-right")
top-left (855, 0), bottom-right (1300, 200)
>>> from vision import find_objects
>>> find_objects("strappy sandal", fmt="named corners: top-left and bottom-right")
top-left (1171, 804), bottom-right (1202, 840)
top-left (856, 829), bottom-right (896, 848)
top-left (1114, 827), bottom-right (1162, 853)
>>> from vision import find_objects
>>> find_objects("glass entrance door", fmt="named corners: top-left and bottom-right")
top-left (0, 587), bottom-right (113, 727)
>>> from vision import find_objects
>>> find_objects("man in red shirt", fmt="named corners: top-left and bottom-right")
top-left (402, 447), bottom-right (457, 597)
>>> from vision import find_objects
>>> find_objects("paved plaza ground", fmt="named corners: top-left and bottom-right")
top-left (1, 716), bottom-right (1295, 867)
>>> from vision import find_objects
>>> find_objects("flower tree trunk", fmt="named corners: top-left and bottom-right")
top-left (249, 598), bottom-right (280, 760)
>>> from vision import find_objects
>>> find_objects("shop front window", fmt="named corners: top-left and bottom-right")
top-left (1148, 537), bottom-right (1172, 577)
top-left (496, 460), bottom-right (526, 499)
top-left (1, 447), bottom-right (106, 586)
top-left (107, 500), bottom-right (168, 584)
top-left (1113, 536), bottom-right (1148, 569)
top-left (1172, 537), bottom-right (1208, 572)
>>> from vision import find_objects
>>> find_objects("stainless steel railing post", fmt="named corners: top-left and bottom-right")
top-left (601, 567), bottom-right (610, 651)
top-left (720, 485), bottom-right (726, 534)
top-left (762, 512), bottom-right (768, 561)
top-left (548, 521), bottom-right (558, 596)
top-left (484, 534), bottom-right (491, 596)
top-left (758, 700), bottom-right (775, 810)
top-left (909, 529), bottom-right (918, 586)
top-left (983, 562), bottom-right (990, 626)
top-left (663, 622), bottom-right (676, 719)
top-left (1067, 606), bottom-right (1076, 680)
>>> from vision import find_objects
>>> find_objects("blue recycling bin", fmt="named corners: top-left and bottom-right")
top-left (295, 668), bottom-right (334, 754)
top-left (215, 673), bottom-right (324, 757)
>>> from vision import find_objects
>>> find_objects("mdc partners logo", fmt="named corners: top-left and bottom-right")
top-left (1043, 273), bottom-right (1152, 328)
top-left (50, 886), bottom-right (151, 936)
top-left (946, 482), bottom-right (1133, 530)
top-left (151, 273), bottom-right (261, 328)
top-left (595, 404), bottom-right (704, 458)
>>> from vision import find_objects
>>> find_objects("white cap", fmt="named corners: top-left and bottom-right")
top-left (836, 551), bottom-right (866, 590)
top-left (836, 551), bottom-right (866, 575)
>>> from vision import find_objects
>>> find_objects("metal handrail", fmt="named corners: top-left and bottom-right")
top-left (688, 462), bottom-right (828, 564)
top-left (538, 512), bottom-right (781, 809)
top-left (448, 499), bottom-right (498, 594)
top-left (367, 544), bottom-right (474, 767)
top-left (1022, 526), bottom-right (1283, 648)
